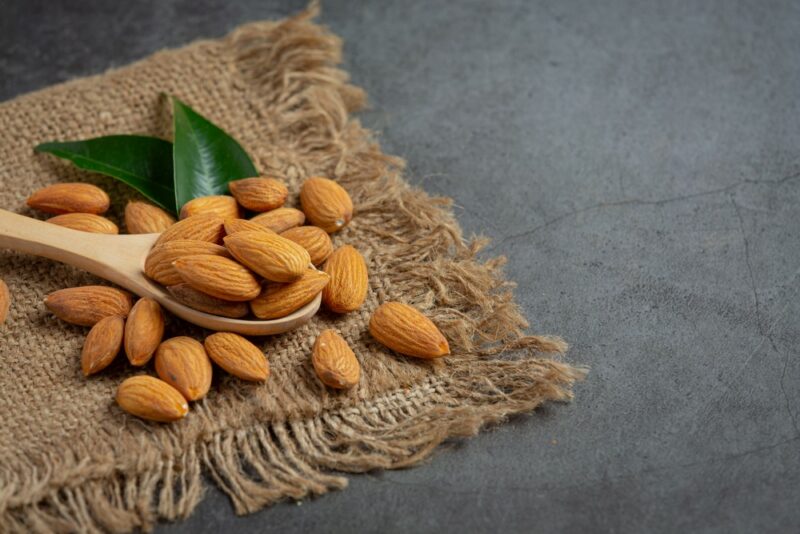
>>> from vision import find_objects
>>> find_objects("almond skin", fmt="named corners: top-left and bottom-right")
top-left (179, 195), bottom-right (240, 220)
top-left (47, 213), bottom-right (118, 234)
top-left (172, 254), bottom-right (261, 301)
top-left (250, 207), bottom-right (305, 233)
top-left (144, 240), bottom-right (232, 286)
top-left (44, 286), bottom-right (133, 326)
top-left (229, 177), bottom-right (288, 212)
top-left (153, 213), bottom-right (225, 247)
top-left (27, 183), bottom-right (110, 215)
top-left (299, 177), bottom-right (353, 233)
top-left (125, 201), bottom-right (176, 234)
top-left (280, 226), bottom-right (334, 266)
top-left (312, 329), bottom-right (360, 389)
top-left (223, 230), bottom-right (310, 283)
top-left (250, 269), bottom-right (329, 320)
top-left (204, 332), bottom-right (269, 382)
top-left (0, 278), bottom-right (10, 326)
top-left (167, 283), bottom-right (249, 318)
top-left (368, 302), bottom-right (449, 359)
top-left (116, 375), bottom-right (189, 423)
top-left (154, 337), bottom-right (213, 401)
top-left (322, 245), bottom-right (368, 313)
top-left (81, 315), bottom-right (124, 376)
top-left (124, 298), bottom-right (164, 366)
top-left (223, 218), bottom-right (275, 236)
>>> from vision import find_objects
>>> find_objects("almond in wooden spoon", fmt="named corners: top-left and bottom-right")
top-left (47, 213), bottom-right (118, 234)
top-left (179, 195), bottom-right (240, 220)
top-left (223, 230), bottom-right (310, 283)
top-left (250, 269), bottom-right (329, 320)
top-left (172, 254), bottom-right (261, 302)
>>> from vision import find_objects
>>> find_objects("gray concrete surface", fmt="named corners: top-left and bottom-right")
top-left (2, 1), bottom-right (799, 532)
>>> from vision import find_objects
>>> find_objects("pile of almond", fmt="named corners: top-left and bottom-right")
top-left (20, 176), bottom-right (450, 423)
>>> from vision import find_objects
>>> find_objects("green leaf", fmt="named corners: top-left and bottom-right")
top-left (171, 97), bottom-right (257, 212)
top-left (34, 135), bottom-right (176, 214)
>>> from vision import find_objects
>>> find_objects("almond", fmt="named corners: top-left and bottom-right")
top-left (280, 226), bottom-right (333, 266)
top-left (45, 286), bottom-right (133, 326)
top-left (312, 329), bottom-right (360, 389)
top-left (179, 195), bottom-right (240, 220)
top-left (204, 332), bottom-right (269, 382)
top-left (250, 269), bottom-right (329, 320)
top-left (0, 278), bottom-right (10, 326)
top-left (125, 201), bottom-right (176, 234)
top-left (322, 245), bottom-right (368, 313)
top-left (27, 183), bottom-right (110, 215)
top-left (223, 218), bottom-right (275, 236)
top-left (144, 240), bottom-right (231, 286)
top-left (368, 302), bottom-right (449, 359)
top-left (229, 177), bottom-right (288, 212)
top-left (47, 213), bottom-right (118, 234)
top-left (223, 231), bottom-right (310, 283)
top-left (153, 213), bottom-right (225, 247)
top-left (172, 254), bottom-right (260, 301)
top-left (81, 315), bottom-right (124, 376)
top-left (116, 375), bottom-right (189, 423)
top-left (124, 298), bottom-right (164, 366)
top-left (250, 207), bottom-right (305, 233)
top-left (299, 177), bottom-right (353, 233)
top-left (154, 336), bottom-right (213, 401)
top-left (168, 283), bottom-right (249, 318)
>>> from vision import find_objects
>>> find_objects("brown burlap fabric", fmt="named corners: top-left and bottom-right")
top-left (0, 6), bottom-right (584, 532)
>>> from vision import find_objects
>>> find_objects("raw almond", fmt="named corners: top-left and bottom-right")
top-left (27, 183), bottom-right (110, 215)
top-left (280, 226), bottom-right (333, 266)
top-left (144, 240), bottom-right (231, 286)
top-left (368, 301), bottom-right (449, 359)
top-left (154, 336), bottom-right (213, 401)
top-left (204, 332), bottom-right (269, 382)
top-left (229, 177), bottom-right (288, 212)
top-left (250, 269), bottom-right (329, 320)
top-left (299, 177), bottom-right (353, 233)
top-left (124, 298), bottom-right (164, 366)
top-left (322, 245), bottom-right (368, 313)
top-left (116, 375), bottom-right (188, 423)
top-left (180, 195), bottom-right (240, 220)
top-left (153, 213), bottom-right (225, 247)
top-left (45, 286), bottom-right (133, 326)
top-left (168, 283), bottom-right (249, 318)
top-left (0, 278), bottom-right (10, 326)
top-left (47, 213), bottom-right (118, 234)
top-left (223, 230), bottom-right (310, 283)
top-left (81, 315), bottom-right (124, 376)
top-left (172, 254), bottom-right (261, 301)
top-left (312, 329), bottom-right (360, 389)
top-left (125, 201), bottom-right (175, 234)
top-left (250, 207), bottom-right (305, 233)
top-left (223, 218), bottom-right (275, 236)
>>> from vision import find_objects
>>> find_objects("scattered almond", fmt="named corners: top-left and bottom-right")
top-left (250, 269), bottom-right (329, 320)
top-left (180, 195), bottom-right (240, 220)
top-left (322, 245), bottom-right (368, 313)
top-left (154, 336), bottom-right (213, 401)
top-left (44, 286), bottom-right (133, 326)
top-left (0, 279), bottom-right (10, 326)
top-left (204, 332), bottom-right (269, 382)
top-left (281, 226), bottom-right (334, 266)
top-left (124, 298), bottom-right (164, 366)
top-left (250, 207), bottom-right (305, 233)
top-left (153, 213), bottom-right (225, 247)
top-left (223, 218), bottom-right (276, 236)
top-left (368, 302), bottom-right (449, 359)
top-left (172, 254), bottom-right (261, 301)
top-left (229, 177), bottom-right (288, 212)
top-left (144, 239), bottom-right (232, 286)
top-left (47, 213), bottom-right (118, 234)
top-left (168, 283), bottom-right (249, 318)
top-left (299, 177), bottom-right (353, 233)
top-left (27, 183), bottom-right (110, 215)
top-left (224, 230), bottom-right (310, 283)
top-left (125, 201), bottom-right (175, 234)
top-left (116, 375), bottom-right (189, 423)
top-left (312, 329), bottom-right (360, 389)
top-left (81, 315), bottom-right (124, 376)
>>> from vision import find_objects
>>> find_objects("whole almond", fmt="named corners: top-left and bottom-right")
top-left (47, 213), bottom-right (118, 234)
top-left (168, 283), bottom-right (249, 318)
top-left (45, 286), bottom-right (133, 326)
top-left (223, 230), bottom-right (310, 283)
top-left (125, 201), bottom-right (176, 234)
top-left (116, 375), bottom-right (189, 423)
top-left (280, 226), bottom-right (333, 266)
top-left (0, 278), bottom-right (10, 326)
top-left (299, 177), bottom-right (353, 233)
top-left (223, 218), bottom-right (276, 236)
top-left (124, 298), bottom-right (164, 366)
top-left (172, 254), bottom-right (261, 301)
top-left (322, 245), bottom-right (368, 313)
top-left (81, 315), bottom-right (124, 376)
top-left (204, 332), bottom-right (269, 382)
top-left (155, 336), bottom-right (213, 401)
top-left (250, 207), bottom-right (305, 233)
top-left (229, 177), bottom-right (288, 212)
top-left (153, 213), bottom-right (225, 247)
top-left (27, 183), bottom-right (110, 215)
top-left (179, 195), bottom-right (240, 220)
top-left (250, 269), bottom-right (329, 320)
top-left (144, 240), bottom-right (231, 286)
top-left (368, 302), bottom-right (450, 359)
top-left (312, 329), bottom-right (360, 389)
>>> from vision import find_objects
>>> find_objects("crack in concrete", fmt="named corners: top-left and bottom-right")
top-left (730, 193), bottom-right (763, 335)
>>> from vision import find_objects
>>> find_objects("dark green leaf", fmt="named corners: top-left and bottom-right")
top-left (171, 97), bottom-right (257, 211)
top-left (34, 135), bottom-right (176, 213)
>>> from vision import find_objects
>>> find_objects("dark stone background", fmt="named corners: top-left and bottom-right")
top-left (2, 1), bottom-right (799, 532)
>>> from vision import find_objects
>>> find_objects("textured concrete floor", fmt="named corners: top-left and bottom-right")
top-left (2, 1), bottom-right (800, 532)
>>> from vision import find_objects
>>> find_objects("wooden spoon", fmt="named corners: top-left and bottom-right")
top-left (0, 209), bottom-right (319, 335)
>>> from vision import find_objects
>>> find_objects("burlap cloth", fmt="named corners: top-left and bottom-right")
top-left (0, 6), bottom-right (584, 532)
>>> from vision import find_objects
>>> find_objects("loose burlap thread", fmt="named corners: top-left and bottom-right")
top-left (0, 6), bottom-right (585, 532)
